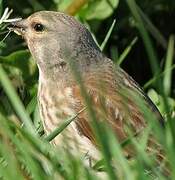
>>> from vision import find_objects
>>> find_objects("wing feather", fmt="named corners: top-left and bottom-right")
top-left (70, 59), bottom-right (164, 157)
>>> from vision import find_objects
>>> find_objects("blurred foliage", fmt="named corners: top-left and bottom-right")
top-left (0, 0), bottom-right (175, 179)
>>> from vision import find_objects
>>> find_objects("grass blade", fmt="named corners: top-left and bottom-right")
top-left (144, 64), bottom-right (175, 89)
top-left (100, 19), bottom-right (116, 51)
top-left (126, 0), bottom-right (161, 81)
top-left (117, 37), bottom-right (138, 65)
top-left (44, 107), bottom-right (86, 141)
top-left (163, 35), bottom-right (174, 96)
top-left (26, 93), bottom-right (37, 115)
top-left (137, 5), bottom-right (167, 49)
top-left (0, 64), bottom-right (35, 134)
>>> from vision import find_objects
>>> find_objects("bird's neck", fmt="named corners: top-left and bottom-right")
top-left (37, 42), bottom-right (108, 89)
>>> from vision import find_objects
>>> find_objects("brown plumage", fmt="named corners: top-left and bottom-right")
top-left (10, 11), bottom-right (165, 165)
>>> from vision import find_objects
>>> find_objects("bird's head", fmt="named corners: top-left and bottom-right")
top-left (10, 11), bottom-right (101, 79)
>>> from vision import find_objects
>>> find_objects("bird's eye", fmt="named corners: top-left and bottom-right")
top-left (33, 23), bottom-right (45, 32)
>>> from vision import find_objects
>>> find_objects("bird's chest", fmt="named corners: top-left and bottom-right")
top-left (38, 82), bottom-right (75, 131)
top-left (38, 82), bottom-right (99, 159)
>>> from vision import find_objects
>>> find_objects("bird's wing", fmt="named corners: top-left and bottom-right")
top-left (71, 59), bottom-right (164, 154)
top-left (70, 59), bottom-right (167, 171)
top-left (69, 58), bottom-right (163, 159)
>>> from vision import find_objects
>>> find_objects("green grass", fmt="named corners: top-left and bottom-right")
top-left (0, 0), bottom-right (175, 179)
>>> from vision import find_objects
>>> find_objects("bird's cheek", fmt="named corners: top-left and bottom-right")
top-left (25, 32), bottom-right (36, 45)
top-left (26, 37), bottom-right (36, 55)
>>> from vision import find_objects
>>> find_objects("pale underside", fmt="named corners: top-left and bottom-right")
top-left (38, 60), bottom-right (163, 162)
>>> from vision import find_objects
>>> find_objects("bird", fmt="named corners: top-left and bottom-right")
top-left (10, 11), bottom-right (165, 165)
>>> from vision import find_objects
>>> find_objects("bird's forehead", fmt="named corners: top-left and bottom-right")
top-left (28, 11), bottom-right (58, 23)
top-left (28, 13), bottom-right (52, 21)
top-left (27, 11), bottom-right (79, 27)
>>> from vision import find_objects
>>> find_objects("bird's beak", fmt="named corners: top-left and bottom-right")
top-left (8, 19), bottom-right (27, 36)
